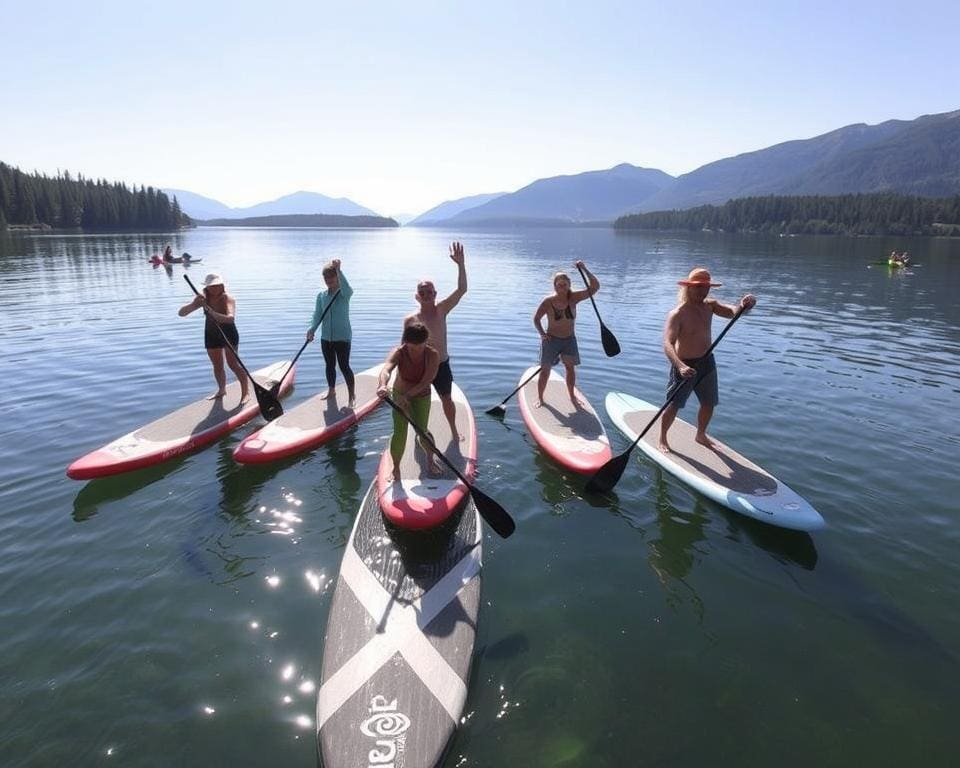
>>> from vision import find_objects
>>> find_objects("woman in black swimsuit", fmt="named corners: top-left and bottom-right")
top-left (532, 260), bottom-right (600, 408)
top-left (178, 273), bottom-right (250, 402)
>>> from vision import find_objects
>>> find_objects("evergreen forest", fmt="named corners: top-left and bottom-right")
top-left (0, 162), bottom-right (190, 231)
top-left (615, 194), bottom-right (960, 236)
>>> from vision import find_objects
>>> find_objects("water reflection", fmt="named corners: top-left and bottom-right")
top-left (72, 457), bottom-right (190, 522)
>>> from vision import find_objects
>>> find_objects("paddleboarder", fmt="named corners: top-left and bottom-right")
top-left (532, 260), bottom-right (599, 408)
top-left (306, 259), bottom-right (355, 406)
top-left (403, 241), bottom-right (468, 440)
top-left (178, 272), bottom-right (250, 403)
top-left (659, 267), bottom-right (755, 453)
top-left (377, 322), bottom-right (441, 480)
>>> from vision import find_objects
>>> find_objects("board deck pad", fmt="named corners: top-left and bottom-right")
top-left (233, 365), bottom-right (383, 463)
top-left (377, 383), bottom-right (477, 530)
top-left (66, 361), bottom-right (294, 479)
top-left (317, 481), bottom-right (481, 768)
top-left (517, 365), bottom-right (612, 474)
top-left (606, 391), bottom-right (825, 531)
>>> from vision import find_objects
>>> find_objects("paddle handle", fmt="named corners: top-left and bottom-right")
top-left (183, 274), bottom-right (257, 382)
top-left (382, 395), bottom-right (473, 487)
top-left (627, 305), bottom-right (747, 450)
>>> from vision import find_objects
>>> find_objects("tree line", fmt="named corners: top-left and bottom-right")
top-left (615, 193), bottom-right (960, 236)
top-left (0, 161), bottom-right (190, 231)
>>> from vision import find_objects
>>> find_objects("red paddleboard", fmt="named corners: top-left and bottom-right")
top-left (516, 365), bottom-right (612, 474)
top-left (233, 365), bottom-right (383, 464)
top-left (376, 382), bottom-right (477, 530)
top-left (67, 361), bottom-right (295, 480)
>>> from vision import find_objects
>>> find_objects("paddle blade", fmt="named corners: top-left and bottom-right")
top-left (469, 485), bottom-right (515, 538)
top-left (485, 403), bottom-right (507, 417)
top-left (585, 450), bottom-right (632, 494)
top-left (600, 323), bottom-right (621, 357)
top-left (255, 385), bottom-right (284, 421)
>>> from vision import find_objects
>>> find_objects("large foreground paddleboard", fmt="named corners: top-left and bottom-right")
top-left (605, 391), bottom-right (825, 531)
top-left (67, 361), bottom-right (294, 480)
top-left (233, 365), bottom-right (383, 463)
top-left (317, 481), bottom-right (482, 767)
top-left (377, 382), bottom-right (477, 530)
top-left (517, 366), bottom-right (612, 474)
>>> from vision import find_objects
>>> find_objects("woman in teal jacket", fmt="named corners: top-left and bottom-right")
top-left (306, 259), bottom-right (355, 405)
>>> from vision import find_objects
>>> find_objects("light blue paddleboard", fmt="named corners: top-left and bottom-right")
top-left (605, 392), bottom-right (825, 531)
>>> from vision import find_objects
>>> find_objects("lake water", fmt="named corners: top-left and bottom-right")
top-left (1, 227), bottom-right (958, 767)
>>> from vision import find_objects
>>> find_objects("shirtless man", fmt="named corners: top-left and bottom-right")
top-left (659, 267), bottom-right (756, 453)
top-left (403, 241), bottom-right (467, 440)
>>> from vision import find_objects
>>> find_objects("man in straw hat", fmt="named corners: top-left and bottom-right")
top-left (659, 267), bottom-right (756, 453)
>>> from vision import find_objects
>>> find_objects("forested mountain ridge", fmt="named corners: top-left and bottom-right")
top-left (1, 162), bottom-right (188, 231)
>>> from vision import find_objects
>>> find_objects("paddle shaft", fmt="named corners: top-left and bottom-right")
top-left (274, 289), bottom-right (341, 392)
top-left (624, 305), bottom-right (747, 451)
top-left (382, 395), bottom-right (472, 486)
top-left (576, 263), bottom-right (604, 325)
top-left (491, 366), bottom-right (542, 410)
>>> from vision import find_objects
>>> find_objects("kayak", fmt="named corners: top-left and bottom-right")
top-left (233, 365), bottom-right (383, 463)
top-left (516, 366), bottom-right (612, 474)
top-left (605, 391), bottom-right (826, 531)
top-left (376, 382), bottom-right (476, 530)
top-left (316, 481), bottom-right (482, 767)
top-left (66, 361), bottom-right (295, 480)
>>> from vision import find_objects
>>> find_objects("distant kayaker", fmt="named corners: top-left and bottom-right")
top-left (659, 267), bottom-right (756, 453)
top-left (178, 272), bottom-right (250, 403)
top-left (532, 260), bottom-right (599, 408)
top-left (162, 245), bottom-right (175, 263)
top-left (403, 241), bottom-right (467, 440)
top-left (377, 322), bottom-right (441, 480)
top-left (306, 259), bottom-right (355, 406)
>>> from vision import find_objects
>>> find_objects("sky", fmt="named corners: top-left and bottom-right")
top-left (2, 0), bottom-right (959, 217)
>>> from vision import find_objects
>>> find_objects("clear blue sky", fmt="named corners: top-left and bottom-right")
top-left (2, 0), bottom-right (958, 216)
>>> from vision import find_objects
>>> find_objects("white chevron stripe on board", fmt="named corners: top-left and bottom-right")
top-left (317, 521), bottom-right (481, 729)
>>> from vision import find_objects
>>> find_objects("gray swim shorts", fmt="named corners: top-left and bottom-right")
top-left (540, 334), bottom-right (580, 366)
top-left (667, 353), bottom-right (719, 409)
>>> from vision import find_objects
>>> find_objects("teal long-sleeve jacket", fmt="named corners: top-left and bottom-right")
top-left (309, 272), bottom-right (353, 342)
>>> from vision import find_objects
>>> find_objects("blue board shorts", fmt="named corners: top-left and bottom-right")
top-left (667, 353), bottom-right (718, 409)
top-left (541, 334), bottom-right (580, 366)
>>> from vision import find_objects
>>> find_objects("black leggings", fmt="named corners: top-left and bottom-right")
top-left (321, 339), bottom-right (355, 391)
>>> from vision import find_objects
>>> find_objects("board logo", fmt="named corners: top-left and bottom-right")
top-left (360, 695), bottom-right (410, 767)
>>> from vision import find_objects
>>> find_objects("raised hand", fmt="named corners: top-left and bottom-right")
top-left (449, 241), bottom-right (465, 265)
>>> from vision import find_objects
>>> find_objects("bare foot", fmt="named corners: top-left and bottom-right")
top-left (427, 458), bottom-right (443, 477)
top-left (695, 434), bottom-right (716, 449)
top-left (208, 390), bottom-right (227, 400)
top-left (391, 469), bottom-right (401, 483)
top-left (319, 388), bottom-right (335, 400)
top-left (569, 394), bottom-right (584, 409)
top-left (657, 439), bottom-right (671, 453)
top-left (534, 400), bottom-right (543, 408)
top-left (348, 392), bottom-right (356, 408)
top-left (239, 393), bottom-right (251, 405)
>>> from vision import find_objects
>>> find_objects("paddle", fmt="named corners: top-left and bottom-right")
top-left (486, 366), bottom-right (542, 417)
top-left (382, 395), bottom-right (516, 538)
top-left (183, 275), bottom-right (284, 421)
top-left (576, 264), bottom-right (620, 357)
top-left (269, 290), bottom-right (341, 396)
top-left (585, 305), bottom-right (747, 495)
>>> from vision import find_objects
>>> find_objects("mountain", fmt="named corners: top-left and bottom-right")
top-left (163, 189), bottom-right (380, 220)
top-left (406, 192), bottom-right (507, 226)
top-left (446, 164), bottom-right (674, 225)
top-left (163, 189), bottom-right (234, 220)
top-left (203, 213), bottom-right (397, 228)
top-left (637, 109), bottom-right (960, 212)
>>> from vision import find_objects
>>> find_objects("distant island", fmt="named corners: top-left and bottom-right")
top-left (199, 213), bottom-right (398, 228)
top-left (1, 161), bottom-right (189, 232)
top-left (615, 193), bottom-right (960, 237)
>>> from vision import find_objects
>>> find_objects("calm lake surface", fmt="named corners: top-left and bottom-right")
top-left (1, 226), bottom-right (959, 767)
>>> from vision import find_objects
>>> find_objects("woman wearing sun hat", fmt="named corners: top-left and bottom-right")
top-left (659, 267), bottom-right (756, 453)
top-left (178, 273), bottom-right (250, 403)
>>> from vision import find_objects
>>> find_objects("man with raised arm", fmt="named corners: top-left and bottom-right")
top-left (404, 241), bottom-right (468, 441)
